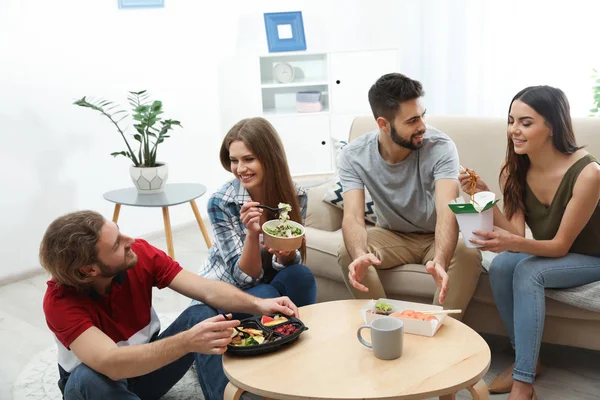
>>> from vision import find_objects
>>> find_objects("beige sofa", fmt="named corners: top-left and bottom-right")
top-left (302, 115), bottom-right (600, 351)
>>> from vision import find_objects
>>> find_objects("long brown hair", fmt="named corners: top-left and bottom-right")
top-left (39, 210), bottom-right (106, 290)
top-left (501, 86), bottom-right (581, 219)
top-left (220, 117), bottom-right (306, 261)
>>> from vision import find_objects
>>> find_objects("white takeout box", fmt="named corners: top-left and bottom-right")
top-left (448, 191), bottom-right (500, 249)
top-left (360, 298), bottom-right (445, 337)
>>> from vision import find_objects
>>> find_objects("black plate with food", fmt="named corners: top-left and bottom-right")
top-left (226, 314), bottom-right (308, 357)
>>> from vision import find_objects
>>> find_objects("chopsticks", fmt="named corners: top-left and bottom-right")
top-left (221, 313), bottom-right (245, 336)
top-left (419, 309), bottom-right (462, 315)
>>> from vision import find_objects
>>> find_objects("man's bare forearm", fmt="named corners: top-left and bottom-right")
top-left (102, 332), bottom-right (189, 380)
top-left (200, 279), bottom-right (259, 314)
top-left (434, 208), bottom-right (459, 269)
top-left (342, 217), bottom-right (369, 260)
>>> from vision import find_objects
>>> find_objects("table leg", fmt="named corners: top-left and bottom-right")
top-left (467, 379), bottom-right (489, 400)
top-left (162, 207), bottom-right (175, 260)
top-left (112, 204), bottom-right (121, 223)
top-left (190, 200), bottom-right (212, 248)
top-left (439, 393), bottom-right (456, 400)
top-left (224, 382), bottom-right (244, 400)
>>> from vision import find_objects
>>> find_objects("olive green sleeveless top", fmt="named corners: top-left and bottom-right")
top-left (525, 154), bottom-right (600, 256)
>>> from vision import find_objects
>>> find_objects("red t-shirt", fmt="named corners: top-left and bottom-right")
top-left (43, 238), bottom-right (182, 374)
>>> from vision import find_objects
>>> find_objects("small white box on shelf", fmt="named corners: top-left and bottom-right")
top-left (296, 90), bottom-right (322, 113)
top-left (360, 298), bottom-right (445, 337)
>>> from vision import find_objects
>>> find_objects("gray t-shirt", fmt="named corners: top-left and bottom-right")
top-left (338, 126), bottom-right (459, 233)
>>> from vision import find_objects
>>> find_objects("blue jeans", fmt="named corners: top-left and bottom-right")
top-left (63, 304), bottom-right (228, 400)
top-left (229, 264), bottom-right (317, 320)
top-left (489, 251), bottom-right (600, 383)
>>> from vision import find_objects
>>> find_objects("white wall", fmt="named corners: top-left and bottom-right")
top-left (420, 0), bottom-right (600, 117)
top-left (0, 0), bottom-right (423, 279)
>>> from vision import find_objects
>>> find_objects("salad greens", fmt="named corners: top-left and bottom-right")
top-left (278, 202), bottom-right (292, 223)
top-left (375, 301), bottom-right (393, 314)
top-left (243, 336), bottom-right (259, 346)
top-left (263, 203), bottom-right (303, 238)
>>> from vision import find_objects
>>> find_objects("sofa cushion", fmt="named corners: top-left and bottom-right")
top-left (473, 272), bottom-right (600, 321)
top-left (322, 179), bottom-right (378, 224)
top-left (480, 248), bottom-right (600, 314)
top-left (379, 263), bottom-right (439, 299)
top-left (305, 179), bottom-right (343, 232)
top-left (304, 226), bottom-right (437, 298)
top-left (546, 282), bottom-right (600, 313)
top-left (304, 226), bottom-right (344, 281)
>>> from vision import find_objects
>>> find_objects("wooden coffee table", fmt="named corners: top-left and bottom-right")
top-left (223, 300), bottom-right (491, 400)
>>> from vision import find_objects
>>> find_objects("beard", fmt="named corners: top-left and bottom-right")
top-left (390, 124), bottom-right (425, 150)
top-left (96, 249), bottom-right (138, 278)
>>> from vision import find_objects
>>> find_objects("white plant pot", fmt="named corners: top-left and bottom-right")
top-left (129, 163), bottom-right (169, 194)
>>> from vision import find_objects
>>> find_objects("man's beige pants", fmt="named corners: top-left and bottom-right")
top-left (338, 228), bottom-right (482, 321)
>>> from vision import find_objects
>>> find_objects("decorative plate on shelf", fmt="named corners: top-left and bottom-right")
top-left (273, 62), bottom-right (295, 83)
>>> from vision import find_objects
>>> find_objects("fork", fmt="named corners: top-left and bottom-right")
top-left (238, 203), bottom-right (287, 214)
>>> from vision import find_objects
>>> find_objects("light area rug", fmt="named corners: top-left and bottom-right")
top-left (12, 313), bottom-right (205, 400)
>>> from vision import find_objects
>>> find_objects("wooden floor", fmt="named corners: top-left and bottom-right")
top-left (1, 223), bottom-right (599, 400)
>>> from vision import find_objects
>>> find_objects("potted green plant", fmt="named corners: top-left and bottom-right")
top-left (590, 69), bottom-right (600, 118)
top-left (74, 90), bottom-right (182, 193)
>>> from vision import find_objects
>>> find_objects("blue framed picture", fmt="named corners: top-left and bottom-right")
top-left (264, 11), bottom-right (307, 53)
top-left (118, 0), bottom-right (164, 9)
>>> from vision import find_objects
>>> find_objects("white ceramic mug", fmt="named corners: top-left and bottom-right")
top-left (357, 317), bottom-right (404, 360)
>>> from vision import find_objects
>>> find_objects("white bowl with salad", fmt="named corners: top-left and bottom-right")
top-left (261, 203), bottom-right (305, 252)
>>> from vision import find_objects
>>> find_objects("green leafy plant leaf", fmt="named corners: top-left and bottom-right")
top-left (74, 91), bottom-right (182, 167)
top-left (591, 69), bottom-right (600, 118)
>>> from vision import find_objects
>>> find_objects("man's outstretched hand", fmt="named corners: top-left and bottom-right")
top-left (348, 253), bottom-right (381, 292)
top-left (256, 296), bottom-right (299, 318)
top-left (425, 260), bottom-right (449, 304)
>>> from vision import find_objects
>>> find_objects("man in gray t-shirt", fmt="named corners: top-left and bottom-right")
top-left (338, 73), bottom-right (481, 319)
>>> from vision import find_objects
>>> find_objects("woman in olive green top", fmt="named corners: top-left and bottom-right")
top-left (459, 86), bottom-right (600, 400)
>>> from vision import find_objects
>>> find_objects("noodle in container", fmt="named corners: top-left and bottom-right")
top-left (448, 191), bottom-right (499, 249)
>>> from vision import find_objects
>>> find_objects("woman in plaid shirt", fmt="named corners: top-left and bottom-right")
top-left (193, 117), bottom-right (317, 314)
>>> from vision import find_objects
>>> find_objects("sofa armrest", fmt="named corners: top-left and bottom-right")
top-left (304, 178), bottom-right (343, 232)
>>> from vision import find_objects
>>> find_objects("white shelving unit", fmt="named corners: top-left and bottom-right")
top-left (263, 107), bottom-right (330, 117)
top-left (260, 80), bottom-right (329, 89)
top-left (259, 53), bottom-right (330, 121)
top-left (219, 49), bottom-right (398, 176)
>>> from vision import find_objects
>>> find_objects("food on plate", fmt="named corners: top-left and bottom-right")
top-left (374, 300), bottom-right (394, 315)
top-left (273, 324), bottom-right (299, 336)
top-left (242, 328), bottom-right (263, 336)
top-left (232, 335), bottom-right (265, 347)
top-left (261, 315), bottom-right (288, 327)
top-left (390, 310), bottom-right (438, 322)
top-left (230, 327), bottom-right (266, 346)
top-left (263, 203), bottom-right (303, 238)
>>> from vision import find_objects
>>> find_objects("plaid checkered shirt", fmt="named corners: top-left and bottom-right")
top-left (196, 179), bottom-right (307, 289)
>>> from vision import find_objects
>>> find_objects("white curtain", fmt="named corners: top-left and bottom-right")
top-left (419, 0), bottom-right (600, 117)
